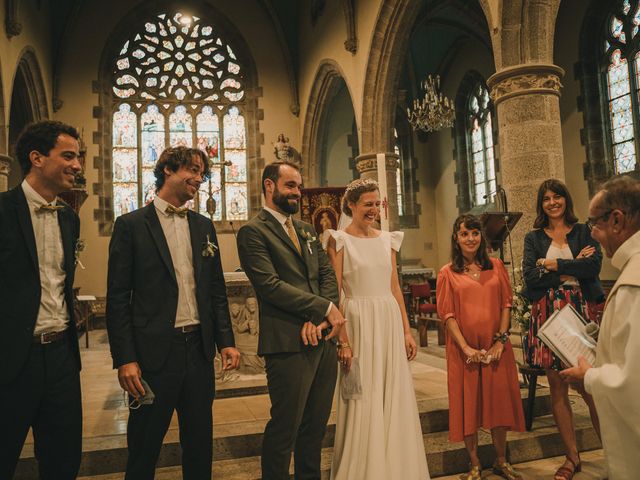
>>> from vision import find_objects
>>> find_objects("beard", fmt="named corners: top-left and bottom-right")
top-left (273, 187), bottom-right (300, 214)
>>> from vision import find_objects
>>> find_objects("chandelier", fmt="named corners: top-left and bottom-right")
top-left (407, 75), bottom-right (455, 132)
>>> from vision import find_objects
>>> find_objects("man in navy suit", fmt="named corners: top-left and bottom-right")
top-left (0, 121), bottom-right (83, 479)
top-left (107, 146), bottom-right (240, 479)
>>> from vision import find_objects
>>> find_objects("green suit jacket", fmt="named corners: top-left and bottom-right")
top-left (237, 209), bottom-right (339, 355)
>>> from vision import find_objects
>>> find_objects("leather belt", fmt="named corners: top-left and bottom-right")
top-left (174, 324), bottom-right (200, 334)
top-left (33, 330), bottom-right (67, 345)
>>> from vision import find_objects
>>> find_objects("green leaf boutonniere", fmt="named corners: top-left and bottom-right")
top-left (202, 234), bottom-right (219, 258)
top-left (75, 239), bottom-right (86, 269)
top-left (299, 230), bottom-right (316, 255)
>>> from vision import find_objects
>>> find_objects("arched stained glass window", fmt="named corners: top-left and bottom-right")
top-left (111, 12), bottom-right (248, 220)
top-left (467, 82), bottom-right (496, 206)
top-left (393, 128), bottom-right (404, 216)
top-left (604, 0), bottom-right (640, 174)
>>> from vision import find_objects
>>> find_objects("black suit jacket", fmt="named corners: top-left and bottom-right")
top-left (0, 186), bottom-right (81, 384)
top-left (237, 209), bottom-right (339, 355)
top-left (106, 203), bottom-right (235, 372)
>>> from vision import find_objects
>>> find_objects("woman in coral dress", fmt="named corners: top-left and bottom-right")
top-left (326, 178), bottom-right (430, 480)
top-left (436, 214), bottom-right (525, 480)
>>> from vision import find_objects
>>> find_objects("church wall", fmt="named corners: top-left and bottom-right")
top-left (297, 0), bottom-right (386, 151)
top-left (323, 84), bottom-right (356, 186)
top-left (402, 39), bottom-right (496, 271)
top-left (52, 0), bottom-right (300, 296)
top-left (554, 0), bottom-right (616, 280)
top-left (0, 0), bottom-right (54, 153)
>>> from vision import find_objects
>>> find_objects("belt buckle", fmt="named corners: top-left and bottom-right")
top-left (40, 333), bottom-right (52, 345)
top-left (180, 326), bottom-right (189, 333)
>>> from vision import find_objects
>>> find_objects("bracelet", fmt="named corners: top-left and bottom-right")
top-left (337, 342), bottom-right (351, 349)
top-left (493, 331), bottom-right (509, 344)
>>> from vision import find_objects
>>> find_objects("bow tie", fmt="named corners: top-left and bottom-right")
top-left (36, 204), bottom-right (64, 214)
top-left (165, 205), bottom-right (188, 217)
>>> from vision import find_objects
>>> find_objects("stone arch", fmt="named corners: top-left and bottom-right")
top-left (300, 60), bottom-right (357, 186)
top-left (479, 0), bottom-right (561, 70)
top-left (360, 0), bottom-right (422, 154)
top-left (94, 1), bottom-right (261, 235)
top-left (7, 48), bottom-right (50, 189)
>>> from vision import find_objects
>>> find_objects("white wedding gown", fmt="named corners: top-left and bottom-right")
top-left (328, 230), bottom-right (430, 480)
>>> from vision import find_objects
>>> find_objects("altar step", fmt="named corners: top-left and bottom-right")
top-left (16, 388), bottom-right (568, 479)
top-left (17, 389), bottom-right (601, 479)
top-left (74, 411), bottom-right (601, 480)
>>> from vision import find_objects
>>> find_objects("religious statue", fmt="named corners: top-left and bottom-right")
top-left (273, 133), bottom-right (292, 161)
top-left (227, 298), bottom-right (264, 375)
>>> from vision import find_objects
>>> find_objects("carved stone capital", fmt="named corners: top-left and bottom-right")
top-left (5, 19), bottom-right (21, 38)
top-left (487, 64), bottom-right (565, 106)
top-left (355, 152), bottom-right (400, 173)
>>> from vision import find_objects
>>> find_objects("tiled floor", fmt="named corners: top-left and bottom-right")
top-left (25, 329), bottom-right (449, 444)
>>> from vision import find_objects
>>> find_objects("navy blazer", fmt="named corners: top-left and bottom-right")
top-left (106, 203), bottom-right (235, 372)
top-left (0, 186), bottom-right (81, 384)
top-left (522, 223), bottom-right (605, 303)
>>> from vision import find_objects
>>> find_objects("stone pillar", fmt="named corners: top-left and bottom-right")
top-left (355, 152), bottom-right (400, 230)
top-left (0, 155), bottom-right (11, 192)
top-left (487, 64), bottom-right (565, 263)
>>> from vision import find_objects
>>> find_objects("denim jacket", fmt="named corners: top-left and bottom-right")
top-left (522, 223), bottom-right (605, 303)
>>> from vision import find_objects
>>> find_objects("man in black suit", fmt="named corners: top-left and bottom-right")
top-left (237, 162), bottom-right (344, 479)
top-left (0, 121), bottom-right (83, 479)
top-left (107, 146), bottom-right (240, 480)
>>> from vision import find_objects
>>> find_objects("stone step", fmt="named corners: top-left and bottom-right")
top-left (76, 412), bottom-right (601, 480)
top-left (17, 388), bottom-right (553, 478)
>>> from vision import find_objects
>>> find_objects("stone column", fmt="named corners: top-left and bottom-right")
top-left (487, 64), bottom-right (565, 264)
top-left (355, 152), bottom-right (400, 230)
top-left (0, 155), bottom-right (11, 193)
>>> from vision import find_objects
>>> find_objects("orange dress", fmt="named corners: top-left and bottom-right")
top-left (436, 258), bottom-right (525, 442)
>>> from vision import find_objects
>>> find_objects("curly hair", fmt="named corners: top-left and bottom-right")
top-left (450, 214), bottom-right (493, 273)
top-left (15, 121), bottom-right (80, 176)
top-left (153, 146), bottom-right (210, 192)
top-left (341, 178), bottom-right (379, 216)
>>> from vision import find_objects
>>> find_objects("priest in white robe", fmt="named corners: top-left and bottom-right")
top-left (562, 175), bottom-right (640, 480)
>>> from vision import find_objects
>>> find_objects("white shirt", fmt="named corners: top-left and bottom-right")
top-left (154, 196), bottom-right (200, 328)
top-left (545, 243), bottom-right (578, 285)
top-left (22, 180), bottom-right (69, 334)
top-left (263, 206), bottom-right (333, 317)
top-left (584, 230), bottom-right (640, 480)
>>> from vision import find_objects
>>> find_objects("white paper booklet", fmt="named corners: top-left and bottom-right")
top-left (536, 304), bottom-right (597, 367)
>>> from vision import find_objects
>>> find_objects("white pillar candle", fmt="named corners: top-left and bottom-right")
top-left (376, 153), bottom-right (389, 231)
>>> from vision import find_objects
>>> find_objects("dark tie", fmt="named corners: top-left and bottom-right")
top-left (36, 204), bottom-right (64, 214)
top-left (165, 205), bottom-right (188, 217)
top-left (284, 217), bottom-right (302, 255)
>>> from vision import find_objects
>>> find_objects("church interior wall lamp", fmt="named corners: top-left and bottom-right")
top-left (407, 74), bottom-right (455, 132)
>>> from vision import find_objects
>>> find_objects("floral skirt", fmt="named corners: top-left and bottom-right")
top-left (526, 285), bottom-right (599, 370)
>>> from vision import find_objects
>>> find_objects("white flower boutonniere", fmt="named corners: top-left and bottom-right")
top-left (75, 239), bottom-right (86, 269)
top-left (202, 234), bottom-right (219, 258)
top-left (299, 230), bottom-right (316, 255)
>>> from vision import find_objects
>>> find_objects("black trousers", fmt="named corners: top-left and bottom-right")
top-left (125, 331), bottom-right (214, 480)
top-left (0, 335), bottom-right (82, 480)
top-left (261, 340), bottom-right (337, 480)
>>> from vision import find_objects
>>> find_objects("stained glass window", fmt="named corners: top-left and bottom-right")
top-left (111, 12), bottom-right (248, 220)
top-left (467, 82), bottom-right (497, 206)
top-left (604, 2), bottom-right (640, 173)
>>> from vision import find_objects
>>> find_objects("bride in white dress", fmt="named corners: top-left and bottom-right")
top-left (325, 178), bottom-right (430, 480)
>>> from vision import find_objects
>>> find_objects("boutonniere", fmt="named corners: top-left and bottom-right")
top-left (201, 234), bottom-right (218, 258)
top-left (75, 239), bottom-right (86, 269)
top-left (299, 230), bottom-right (316, 254)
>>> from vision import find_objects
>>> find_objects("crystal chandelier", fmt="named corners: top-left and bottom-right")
top-left (407, 75), bottom-right (455, 132)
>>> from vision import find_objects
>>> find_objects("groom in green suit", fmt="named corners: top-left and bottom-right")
top-left (237, 161), bottom-right (344, 480)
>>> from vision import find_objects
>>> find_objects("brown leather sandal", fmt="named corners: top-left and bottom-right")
top-left (554, 456), bottom-right (581, 480)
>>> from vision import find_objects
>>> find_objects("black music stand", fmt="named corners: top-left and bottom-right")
top-left (480, 211), bottom-right (522, 261)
